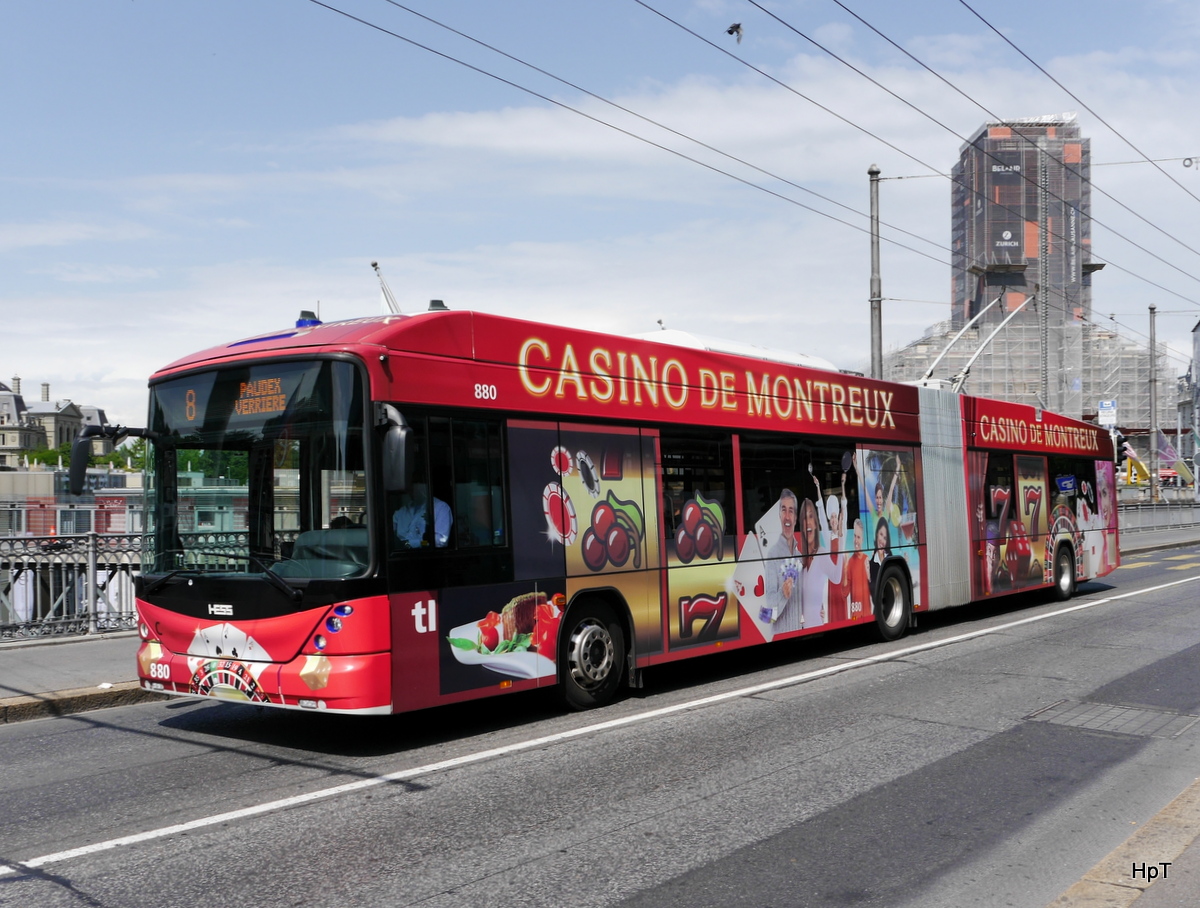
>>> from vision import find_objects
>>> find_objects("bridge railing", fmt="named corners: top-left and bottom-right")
top-left (1118, 501), bottom-right (1200, 534)
top-left (1, 532), bottom-right (144, 639)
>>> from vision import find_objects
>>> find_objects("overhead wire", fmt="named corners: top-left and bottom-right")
top-left (631, 0), bottom-right (1200, 364)
top-left (630, 0), bottom-right (1200, 329)
top-left (956, 0), bottom-right (1200, 210)
top-left (825, 0), bottom-right (1200, 265)
top-left (306, 0), bottom-right (949, 267)
top-left (377, 0), bottom-right (945, 258)
top-left (711, 0), bottom-right (1200, 358)
top-left (787, 0), bottom-right (1200, 365)
top-left (741, 0), bottom-right (1200, 295)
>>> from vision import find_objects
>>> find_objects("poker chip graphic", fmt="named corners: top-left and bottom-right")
top-left (550, 445), bottom-right (574, 477)
top-left (577, 451), bottom-right (601, 498)
top-left (542, 482), bottom-right (578, 545)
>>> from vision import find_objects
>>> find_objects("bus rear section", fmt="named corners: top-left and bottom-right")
top-left (915, 386), bottom-right (1118, 612)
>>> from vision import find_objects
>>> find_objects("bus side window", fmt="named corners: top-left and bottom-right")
top-left (659, 429), bottom-right (734, 538)
top-left (391, 423), bottom-right (448, 551)
top-left (985, 455), bottom-right (1015, 520)
top-left (739, 433), bottom-right (813, 535)
top-left (386, 409), bottom-right (507, 553)
top-left (450, 417), bottom-right (506, 548)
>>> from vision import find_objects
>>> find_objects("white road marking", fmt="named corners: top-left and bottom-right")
top-left (2, 574), bottom-right (1196, 878)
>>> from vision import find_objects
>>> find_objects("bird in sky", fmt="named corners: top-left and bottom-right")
top-left (726, 23), bottom-right (743, 44)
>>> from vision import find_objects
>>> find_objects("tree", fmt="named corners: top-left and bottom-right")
top-left (97, 437), bottom-right (146, 471)
top-left (26, 442), bottom-right (73, 469)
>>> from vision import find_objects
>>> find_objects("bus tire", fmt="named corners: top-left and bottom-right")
top-left (874, 563), bottom-right (911, 642)
top-left (1053, 544), bottom-right (1076, 601)
top-left (559, 600), bottom-right (626, 710)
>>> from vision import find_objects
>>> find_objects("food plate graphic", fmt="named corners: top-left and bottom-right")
top-left (447, 621), bottom-right (556, 680)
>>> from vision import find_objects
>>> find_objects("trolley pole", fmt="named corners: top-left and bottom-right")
top-left (869, 164), bottom-right (882, 380)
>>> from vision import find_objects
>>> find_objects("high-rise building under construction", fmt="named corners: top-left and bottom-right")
top-left (887, 114), bottom-right (1171, 434)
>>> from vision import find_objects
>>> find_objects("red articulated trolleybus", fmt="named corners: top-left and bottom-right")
top-left (72, 306), bottom-right (1118, 714)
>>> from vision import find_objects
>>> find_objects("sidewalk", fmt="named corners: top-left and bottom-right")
top-left (1117, 524), bottom-right (1200, 556)
top-left (0, 630), bottom-right (156, 723)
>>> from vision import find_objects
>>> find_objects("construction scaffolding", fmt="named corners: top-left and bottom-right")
top-left (885, 320), bottom-right (1175, 433)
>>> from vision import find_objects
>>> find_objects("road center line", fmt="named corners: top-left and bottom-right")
top-left (3, 573), bottom-right (1196, 878)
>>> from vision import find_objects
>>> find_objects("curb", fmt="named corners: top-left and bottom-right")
top-left (0, 681), bottom-right (167, 725)
top-left (1046, 778), bottom-right (1200, 907)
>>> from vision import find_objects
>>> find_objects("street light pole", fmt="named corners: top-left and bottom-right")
top-left (1150, 304), bottom-right (1159, 501)
top-left (869, 164), bottom-right (882, 380)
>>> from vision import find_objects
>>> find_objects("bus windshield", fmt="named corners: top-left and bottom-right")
top-left (145, 358), bottom-right (369, 582)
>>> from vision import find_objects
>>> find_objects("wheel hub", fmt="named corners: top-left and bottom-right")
top-left (568, 618), bottom-right (614, 689)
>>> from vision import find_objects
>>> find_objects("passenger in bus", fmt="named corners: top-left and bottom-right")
top-left (761, 488), bottom-right (802, 632)
top-left (393, 483), bottom-right (453, 548)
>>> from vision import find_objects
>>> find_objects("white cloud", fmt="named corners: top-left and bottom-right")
top-left (45, 264), bottom-right (160, 284)
top-left (0, 220), bottom-right (153, 252)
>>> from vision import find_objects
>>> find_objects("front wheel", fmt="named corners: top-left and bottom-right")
top-left (559, 600), bottom-right (626, 710)
top-left (1053, 544), bottom-right (1076, 601)
top-left (874, 563), bottom-right (911, 642)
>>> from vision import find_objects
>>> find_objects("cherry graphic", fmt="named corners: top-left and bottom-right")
top-left (693, 520), bottom-right (715, 560)
top-left (675, 524), bottom-right (696, 562)
top-left (592, 501), bottom-right (616, 540)
top-left (581, 528), bottom-right (608, 571)
top-left (674, 493), bottom-right (724, 564)
top-left (580, 492), bottom-right (644, 571)
top-left (606, 525), bottom-right (631, 567)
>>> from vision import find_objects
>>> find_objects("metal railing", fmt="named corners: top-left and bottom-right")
top-left (1118, 501), bottom-right (1200, 534)
top-left (0, 530), bottom-right (290, 639)
top-left (1, 532), bottom-right (143, 639)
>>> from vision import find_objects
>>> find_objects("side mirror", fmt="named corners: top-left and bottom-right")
top-left (69, 425), bottom-right (107, 496)
top-left (69, 425), bottom-right (155, 495)
top-left (377, 404), bottom-right (413, 493)
top-left (383, 424), bottom-right (413, 492)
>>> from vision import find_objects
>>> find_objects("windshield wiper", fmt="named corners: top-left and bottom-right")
top-left (144, 551), bottom-right (303, 603)
top-left (245, 552), bottom-right (304, 603)
top-left (142, 570), bottom-right (191, 596)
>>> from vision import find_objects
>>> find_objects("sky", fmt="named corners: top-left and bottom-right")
top-left (4, 0), bottom-right (1200, 427)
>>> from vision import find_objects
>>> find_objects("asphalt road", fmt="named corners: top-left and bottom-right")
top-left (3, 549), bottom-right (1200, 908)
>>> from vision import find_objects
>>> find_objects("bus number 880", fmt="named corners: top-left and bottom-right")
top-left (474, 384), bottom-right (498, 401)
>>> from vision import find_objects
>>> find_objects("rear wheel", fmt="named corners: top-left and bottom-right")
top-left (874, 563), bottom-right (911, 642)
top-left (1053, 544), bottom-right (1076, 601)
top-left (559, 600), bottom-right (626, 710)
